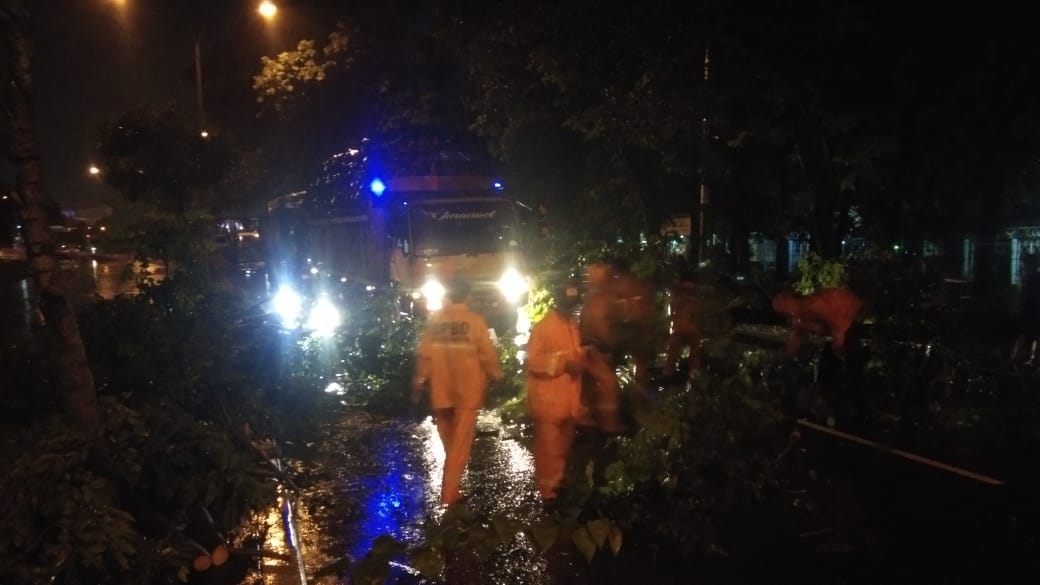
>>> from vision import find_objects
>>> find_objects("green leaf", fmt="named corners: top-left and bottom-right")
top-left (352, 555), bottom-right (391, 585)
top-left (492, 514), bottom-right (523, 542)
top-left (467, 524), bottom-right (501, 559)
top-left (603, 461), bottom-right (626, 483)
top-left (571, 526), bottom-right (597, 563)
top-left (370, 534), bottom-right (406, 559)
top-left (585, 518), bottom-right (610, 549)
top-left (408, 545), bottom-right (445, 580)
top-left (527, 518), bottom-right (558, 554)
top-left (608, 524), bottom-right (623, 556)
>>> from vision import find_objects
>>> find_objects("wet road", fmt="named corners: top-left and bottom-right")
top-left (275, 410), bottom-right (559, 584)
top-left (0, 256), bottom-right (156, 343)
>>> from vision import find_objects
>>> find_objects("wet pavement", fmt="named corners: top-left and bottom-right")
top-left (0, 255), bottom-right (155, 344)
top-left (266, 410), bottom-right (556, 584)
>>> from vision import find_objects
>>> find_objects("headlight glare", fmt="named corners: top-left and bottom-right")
top-left (420, 279), bottom-right (446, 312)
top-left (307, 294), bottom-right (342, 337)
top-left (272, 286), bottom-right (303, 329)
top-left (496, 268), bottom-right (529, 304)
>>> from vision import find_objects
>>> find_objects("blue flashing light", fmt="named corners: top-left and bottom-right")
top-left (369, 177), bottom-right (387, 197)
top-left (492, 179), bottom-right (504, 191)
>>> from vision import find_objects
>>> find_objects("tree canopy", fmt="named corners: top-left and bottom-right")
top-left (250, 0), bottom-right (1040, 263)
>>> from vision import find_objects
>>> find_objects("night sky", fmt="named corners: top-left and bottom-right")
top-left (31, 1), bottom-right (186, 211)
top-left (28, 0), bottom-right (294, 213)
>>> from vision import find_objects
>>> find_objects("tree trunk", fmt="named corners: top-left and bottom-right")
top-left (3, 2), bottom-right (100, 434)
top-left (809, 174), bottom-right (842, 259)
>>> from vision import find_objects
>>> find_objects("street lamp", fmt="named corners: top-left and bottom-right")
top-left (88, 164), bottom-right (101, 176)
top-left (258, 1), bottom-right (277, 19)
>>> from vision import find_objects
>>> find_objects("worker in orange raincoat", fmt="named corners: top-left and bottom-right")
top-left (579, 260), bottom-right (654, 432)
top-left (664, 270), bottom-right (701, 378)
top-left (525, 282), bottom-right (585, 506)
top-left (412, 279), bottom-right (503, 505)
top-left (579, 262), bottom-right (625, 432)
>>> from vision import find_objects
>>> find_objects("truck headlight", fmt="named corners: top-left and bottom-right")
top-left (420, 279), bottom-right (446, 312)
top-left (496, 268), bottom-right (529, 304)
top-left (272, 286), bottom-right (303, 329)
top-left (307, 294), bottom-right (342, 338)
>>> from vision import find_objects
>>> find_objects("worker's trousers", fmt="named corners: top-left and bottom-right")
top-left (433, 407), bottom-right (478, 505)
top-left (532, 418), bottom-right (576, 500)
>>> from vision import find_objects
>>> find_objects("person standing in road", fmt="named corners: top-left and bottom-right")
top-left (525, 281), bottom-right (585, 508)
top-left (412, 278), bottom-right (503, 506)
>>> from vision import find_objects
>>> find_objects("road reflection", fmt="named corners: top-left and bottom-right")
top-left (275, 409), bottom-right (548, 584)
top-left (0, 277), bottom-right (33, 338)
top-left (351, 420), bottom-right (435, 562)
top-left (0, 256), bottom-right (164, 333)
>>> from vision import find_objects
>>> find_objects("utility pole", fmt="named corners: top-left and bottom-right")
top-left (696, 42), bottom-right (711, 266)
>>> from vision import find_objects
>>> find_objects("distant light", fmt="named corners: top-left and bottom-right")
top-left (492, 180), bottom-right (504, 191)
top-left (88, 165), bottom-right (100, 176)
top-left (258, 0), bottom-right (277, 19)
top-left (369, 177), bottom-right (386, 197)
top-left (200, 130), bottom-right (209, 139)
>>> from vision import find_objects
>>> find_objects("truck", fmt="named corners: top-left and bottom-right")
top-left (261, 126), bottom-right (534, 336)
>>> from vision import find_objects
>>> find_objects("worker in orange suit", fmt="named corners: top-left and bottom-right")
top-left (579, 261), bottom-right (626, 433)
top-left (579, 259), bottom-right (655, 432)
top-left (525, 282), bottom-right (585, 507)
top-left (412, 279), bottom-right (503, 505)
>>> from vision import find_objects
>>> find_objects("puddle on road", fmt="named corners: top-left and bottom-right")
top-left (276, 409), bottom-right (551, 584)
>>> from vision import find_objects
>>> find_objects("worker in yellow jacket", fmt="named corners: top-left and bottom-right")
top-left (412, 279), bottom-right (503, 505)
top-left (525, 281), bottom-right (585, 505)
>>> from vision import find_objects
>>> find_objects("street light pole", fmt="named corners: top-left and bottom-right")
top-left (193, 30), bottom-right (206, 132)
top-left (191, 2), bottom-right (276, 134)
top-left (697, 42), bottom-right (711, 266)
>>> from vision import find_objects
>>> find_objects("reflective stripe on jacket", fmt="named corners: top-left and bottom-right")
top-left (415, 303), bottom-right (503, 410)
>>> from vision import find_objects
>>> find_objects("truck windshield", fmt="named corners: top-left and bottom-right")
top-left (410, 200), bottom-right (520, 256)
